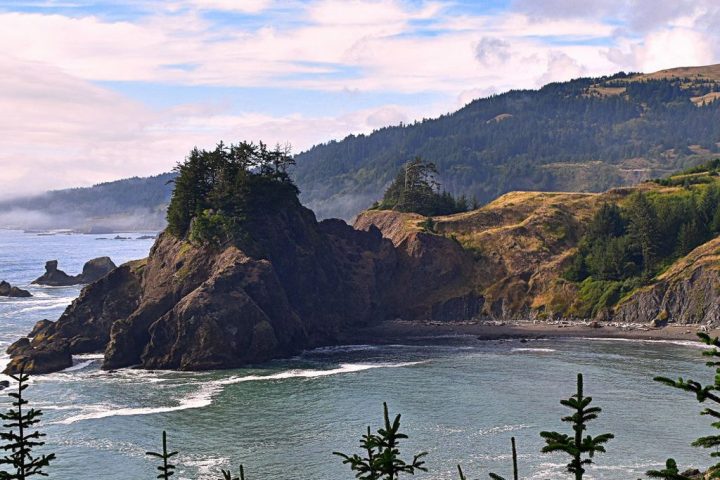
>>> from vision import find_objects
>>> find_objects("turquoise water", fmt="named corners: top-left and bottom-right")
top-left (0, 229), bottom-right (716, 479)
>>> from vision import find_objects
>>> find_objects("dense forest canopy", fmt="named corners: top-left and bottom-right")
top-left (564, 160), bottom-right (720, 318)
top-left (294, 71), bottom-right (720, 220)
top-left (373, 158), bottom-right (470, 216)
top-left (166, 141), bottom-right (297, 245)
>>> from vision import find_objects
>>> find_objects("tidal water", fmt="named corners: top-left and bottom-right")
top-left (0, 229), bottom-right (716, 479)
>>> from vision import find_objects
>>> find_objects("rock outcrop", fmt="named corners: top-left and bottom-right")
top-left (614, 237), bottom-right (720, 325)
top-left (32, 257), bottom-right (116, 286)
top-left (6, 200), bottom-right (398, 374)
top-left (0, 281), bottom-right (32, 297)
top-left (8, 183), bottom-right (720, 374)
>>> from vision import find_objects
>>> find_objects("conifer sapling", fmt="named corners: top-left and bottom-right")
top-left (146, 431), bottom-right (178, 479)
top-left (0, 368), bottom-right (55, 480)
top-left (655, 332), bottom-right (720, 477)
top-left (334, 402), bottom-right (427, 480)
top-left (540, 373), bottom-right (613, 480)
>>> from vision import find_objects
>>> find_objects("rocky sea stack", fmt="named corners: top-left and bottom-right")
top-left (32, 257), bottom-right (116, 286)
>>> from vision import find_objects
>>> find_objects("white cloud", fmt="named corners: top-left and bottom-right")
top-left (182, 0), bottom-right (272, 13)
top-left (0, 54), bottom-right (436, 198)
top-left (1, 0), bottom-right (720, 198)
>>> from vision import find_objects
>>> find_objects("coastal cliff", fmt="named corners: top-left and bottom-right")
top-left (7, 146), bottom-right (720, 374)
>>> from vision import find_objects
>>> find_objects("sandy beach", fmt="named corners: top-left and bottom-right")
top-left (345, 319), bottom-right (720, 345)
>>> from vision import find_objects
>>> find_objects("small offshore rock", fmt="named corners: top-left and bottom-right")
top-left (32, 257), bottom-right (116, 286)
top-left (0, 280), bottom-right (32, 297)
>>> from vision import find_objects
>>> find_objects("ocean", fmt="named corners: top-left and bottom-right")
top-left (0, 229), bottom-right (715, 479)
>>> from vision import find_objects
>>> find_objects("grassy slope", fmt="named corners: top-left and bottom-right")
top-left (358, 169), bottom-right (720, 320)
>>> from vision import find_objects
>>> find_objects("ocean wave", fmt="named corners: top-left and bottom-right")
top-left (580, 337), bottom-right (707, 348)
top-left (307, 344), bottom-right (378, 354)
top-left (56, 361), bottom-right (424, 424)
top-left (215, 361), bottom-right (424, 385)
top-left (73, 353), bottom-right (105, 360)
top-left (510, 348), bottom-right (556, 353)
top-left (60, 359), bottom-right (97, 372)
top-left (56, 384), bottom-right (216, 424)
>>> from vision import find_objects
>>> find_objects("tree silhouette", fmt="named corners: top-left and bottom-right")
top-left (0, 368), bottom-right (55, 479)
top-left (655, 332), bottom-right (720, 478)
top-left (488, 437), bottom-right (519, 480)
top-left (540, 373), bottom-right (613, 480)
top-left (335, 402), bottom-right (427, 480)
top-left (146, 431), bottom-right (178, 479)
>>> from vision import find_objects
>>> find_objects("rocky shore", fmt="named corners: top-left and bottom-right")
top-left (343, 319), bottom-right (719, 345)
top-left (0, 281), bottom-right (31, 298)
top-left (6, 187), bottom-right (720, 375)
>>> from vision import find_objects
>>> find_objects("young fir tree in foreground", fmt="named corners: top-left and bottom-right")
top-left (540, 373), bottom-right (614, 480)
top-left (334, 402), bottom-right (427, 480)
top-left (488, 437), bottom-right (519, 480)
top-left (655, 332), bottom-right (720, 478)
top-left (0, 368), bottom-right (55, 479)
top-left (146, 431), bottom-right (178, 479)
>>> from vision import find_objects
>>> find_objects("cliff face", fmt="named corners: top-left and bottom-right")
top-left (614, 237), bottom-right (720, 325)
top-left (7, 200), bottom-right (398, 374)
top-left (8, 184), bottom-right (720, 374)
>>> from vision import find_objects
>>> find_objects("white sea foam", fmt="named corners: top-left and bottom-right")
top-left (510, 347), bottom-right (556, 353)
top-left (215, 361), bottom-right (423, 385)
top-left (308, 344), bottom-right (378, 353)
top-left (580, 337), bottom-right (708, 348)
top-left (61, 359), bottom-right (96, 372)
top-left (56, 361), bottom-right (424, 424)
top-left (73, 353), bottom-right (105, 360)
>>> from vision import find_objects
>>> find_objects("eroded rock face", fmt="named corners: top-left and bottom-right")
top-left (0, 281), bottom-right (32, 297)
top-left (32, 260), bottom-right (78, 286)
top-left (614, 237), bottom-right (720, 324)
top-left (5, 263), bottom-right (143, 374)
top-left (7, 199), bottom-right (400, 374)
top-left (31, 257), bottom-right (116, 286)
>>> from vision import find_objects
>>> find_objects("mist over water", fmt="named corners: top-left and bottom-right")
top-left (0, 229), bottom-right (715, 479)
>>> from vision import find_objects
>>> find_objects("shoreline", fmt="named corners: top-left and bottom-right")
top-left (344, 319), bottom-right (719, 345)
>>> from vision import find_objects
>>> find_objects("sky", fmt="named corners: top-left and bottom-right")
top-left (1, 0), bottom-right (720, 199)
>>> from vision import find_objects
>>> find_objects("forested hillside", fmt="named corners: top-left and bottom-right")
top-left (0, 173), bottom-right (174, 232)
top-left (3, 65), bottom-right (720, 229)
top-left (294, 65), bottom-right (720, 219)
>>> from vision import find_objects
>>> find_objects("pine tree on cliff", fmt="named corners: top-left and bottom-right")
top-left (0, 368), bottom-right (55, 479)
top-left (166, 141), bottom-right (298, 243)
top-left (540, 373), bottom-right (613, 480)
top-left (334, 402), bottom-right (427, 480)
top-left (625, 192), bottom-right (660, 279)
top-left (655, 332), bottom-right (720, 477)
top-left (146, 431), bottom-right (178, 480)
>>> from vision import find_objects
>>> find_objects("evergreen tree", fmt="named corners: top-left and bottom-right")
top-left (646, 458), bottom-right (692, 480)
top-left (218, 465), bottom-right (245, 480)
top-left (146, 431), bottom-right (178, 480)
top-left (166, 141), bottom-right (299, 244)
top-left (655, 333), bottom-right (720, 477)
top-left (0, 369), bottom-right (55, 479)
top-left (334, 403), bottom-right (427, 480)
top-left (488, 437), bottom-right (519, 480)
top-left (378, 158), bottom-right (468, 216)
top-left (625, 192), bottom-right (661, 278)
top-left (540, 373), bottom-right (614, 480)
